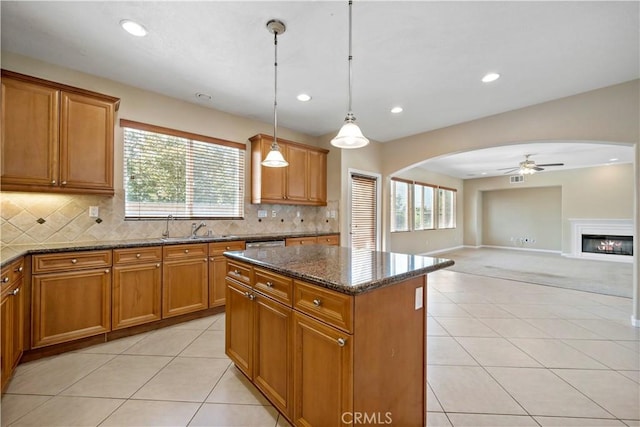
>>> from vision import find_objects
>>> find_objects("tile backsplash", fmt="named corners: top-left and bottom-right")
top-left (1, 191), bottom-right (339, 245)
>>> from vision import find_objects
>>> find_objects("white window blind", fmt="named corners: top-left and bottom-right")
top-left (438, 187), bottom-right (457, 229)
top-left (390, 178), bottom-right (410, 232)
top-left (121, 120), bottom-right (245, 219)
top-left (350, 173), bottom-right (377, 250)
top-left (414, 182), bottom-right (435, 230)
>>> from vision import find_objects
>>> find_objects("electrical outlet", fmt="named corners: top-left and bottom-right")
top-left (271, 210), bottom-right (277, 218)
top-left (326, 210), bottom-right (331, 218)
top-left (89, 206), bottom-right (99, 217)
top-left (296, 211), bottom-right (300, 218)
top-left (330, 210), bottom-right (337, 219)
top-left (258, 210), bottom-right (267, 218)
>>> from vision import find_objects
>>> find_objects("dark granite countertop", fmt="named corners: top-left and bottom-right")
top-left (224, 245), bottom-right (454, 295)
top-left (0, 231), bottom-right (338, 268)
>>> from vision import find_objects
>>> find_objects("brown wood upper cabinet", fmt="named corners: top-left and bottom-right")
top-left (1, 70), bottom-right (120, 195)
top-left (250, 134), bottom-right (328, 206)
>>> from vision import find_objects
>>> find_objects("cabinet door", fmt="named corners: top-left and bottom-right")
top-left (59, 91), bottom-right (114, 192)
top-left (1, 78), bottom-right (59, 188)
top-left (293, 312), bottom-right (352, 427)
top-left (254, 293), bottom-right (292, 418)
top-left (307, 150), bottom-right (327, 205)
top-left (209, 256), bottom-right (228, 307)
top-left (112, 262), bottom-right (162, 330)
top-left (1, 294), bottom-right (10, 391)
top-left (32, 268), bottom-right (111, 348)
top-left (1, 281), bottom-right (25, 393)
top-left (285, 144), bottom-right (309, 203)
top-left (162, 258), bottom-right (208, 318)
top-left (254, 137), bottom-right (285, 203)
top-left (225, 278), bottom-right (254, 377)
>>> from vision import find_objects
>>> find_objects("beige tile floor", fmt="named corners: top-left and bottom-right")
top-left (0, 269), bottom-right (638, 426)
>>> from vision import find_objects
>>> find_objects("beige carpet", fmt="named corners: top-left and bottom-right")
top-left (437, 247), bottom-right (633, 298)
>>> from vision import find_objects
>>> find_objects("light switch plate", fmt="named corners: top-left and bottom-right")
top-left (89, 206), bottom-right (99, 218)
top-left (415, 287), bottom-right (423, 310)
top-left (258, 210), bottom-right (267, 218)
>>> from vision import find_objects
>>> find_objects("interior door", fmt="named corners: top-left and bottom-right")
top-left (349, 172), bottom-right (379, 250)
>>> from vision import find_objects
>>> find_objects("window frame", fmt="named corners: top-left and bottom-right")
top-left (121, 119), bottom-right (246, 220)
top-left (413, 181), bottom-right (436, 231)
top-left (390, 177), bottom-right (412, 233)
top-left (437, 186), bottom-right (457, 229)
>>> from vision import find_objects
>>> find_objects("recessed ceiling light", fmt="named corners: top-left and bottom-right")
top-left (296, 93), bottom-right (312, 102)
top-left (120, 19), bottom-right (147, 37)
top-left (480, 172), bottom-right (487, 175)
top-left (391, 106), bottom-right (403, 114)
top-left (609, 158), bottom-right (618, 162)
top-left (481, 72), bottom-right (500, 83)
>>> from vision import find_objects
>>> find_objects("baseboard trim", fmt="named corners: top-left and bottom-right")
top-left (562, 252), bottom-right (634, 264)
top-left (632, 315), bottom-right (640, 328)
top-left (420, 245), bottom-right (465, 256)
top-left (480, 245), bottom-right (562, 254)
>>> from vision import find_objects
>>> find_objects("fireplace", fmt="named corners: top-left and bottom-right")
top-left (582, 234), bottom-right (633, 256)
top-left (568, 219), bottom-right (634, 263)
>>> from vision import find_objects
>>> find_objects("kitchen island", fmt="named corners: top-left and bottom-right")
top-left (224, 244), bottom-right (453, 427)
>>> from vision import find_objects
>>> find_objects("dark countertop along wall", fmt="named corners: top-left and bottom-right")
top-left (225, 245), bottom-right (454, 295)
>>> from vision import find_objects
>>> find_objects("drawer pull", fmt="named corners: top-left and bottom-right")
top-left (104, 269), bottom-right (110, 274)
top-left (14, 266), bottom-right (23, 273)
top-left (184, 249), bottom-right (189, 254)
top-left (71, 259), bottom-right (78, 264)
top-left (136, 253), bottom-right (141, 258)
top-left (266, 281), bottom-right (274, 287)
top-left (156, 263), bottom-right (161, 268)
top-left (226, 246), bottom-right (231, 250)
top-left (51, 180), bottom-right (56, 185)
top-left (204, 258), bottom-right (207, 262)
top-left (233, 269), bottom-right (240, 275)
top-left (11, 288), bottom-right (19, 296)
top-left (300, 241), bottom-right (304, 245)
top-left (337, 338), bottom-right (346, 347)
top-left (61, 181), bottom-right (67, 185)
top-left (2, 277), bottom-right (9, 283)
top-left (313, 299), bottom-right (322, 307)
top-left (244, 291), bottom-right (255, 301)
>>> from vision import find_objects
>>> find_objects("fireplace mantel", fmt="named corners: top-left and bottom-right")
top-left (568, 219), bottom-right (634, 263)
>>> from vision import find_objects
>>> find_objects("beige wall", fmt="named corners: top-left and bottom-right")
top-left (464, 163), bottom-right (634, 254)
top-left (481, 186), bottom-right (562, 251)
top-left (0, 52), bottom-right (339, 245)
top-left (389, 168), bottom-right (464, 254)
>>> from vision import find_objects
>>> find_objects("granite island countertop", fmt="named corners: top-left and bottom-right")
top-left (0, 231), bottom-right (338, 268)
top-left (224, 244), bottom-right (454, 295)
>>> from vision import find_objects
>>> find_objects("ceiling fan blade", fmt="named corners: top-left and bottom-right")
top-left (497, 166), bottom-right (519, 170)
top-left (536, 163), bottom-right (564, 167)
top-left (533, 167), bottom-right (544, 171)
top-left (502, 168), bottom-right (520, 174)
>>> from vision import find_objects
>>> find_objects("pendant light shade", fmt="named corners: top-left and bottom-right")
top-left (262, 19), bottom-right (289, 168)
top-left (331, 0), bottom-right (369, 149)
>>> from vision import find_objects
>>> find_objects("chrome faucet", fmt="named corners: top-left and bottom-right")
top-left (191, 221), bottom-right (207, 238)
top-left (161, 214), bottom-right (173, 238)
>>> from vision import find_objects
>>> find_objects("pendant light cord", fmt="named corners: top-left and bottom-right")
top-left (272, 30), bottom-right (279, 150)
top-left (347, 0), bottom-right (354, 119)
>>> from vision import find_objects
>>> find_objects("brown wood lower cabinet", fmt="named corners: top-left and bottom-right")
top-left (225, 259), bottom-right (426, 427)
top-left (112, 247), bottom-right (162, 330)
top-left (162, 244), bottom-right (208, 318)
top-left (209, 241), bottom-right (245, 308)
top-left (32, 267), bottom-right (111, 348)
top-left (1, 258), bottom-right (25, 393)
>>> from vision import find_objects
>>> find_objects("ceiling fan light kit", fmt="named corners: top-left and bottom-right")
top-left (499, 154), bottom-right (565, 175)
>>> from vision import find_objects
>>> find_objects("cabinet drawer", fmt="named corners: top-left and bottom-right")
top-left (318, 234), bottom-right (339, 246)
top-left (294, 280), bottom-right (353, 333)
top-left (285, 237), bottom-right (318, 246)
top-left (226, 260), bottom-right (252, 285)
top-left (209, 241), bottom-right (246, 257)
top-left (163, 244), bottom-right (208, 260)
top-left (254, 267), bottom-right (293, 306)
top-left (114, 246), bottom-right (162, 265)
top-left (1, 258), bottom-right (24, 288)
top-left (33, 250), bottom-right (112, 273)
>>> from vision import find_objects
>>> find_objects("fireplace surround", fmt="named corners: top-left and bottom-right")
top-left (569, 219), bottom-right (634, 263)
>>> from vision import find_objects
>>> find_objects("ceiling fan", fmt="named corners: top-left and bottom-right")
top-left (499, 154), bottom-right (564, 175)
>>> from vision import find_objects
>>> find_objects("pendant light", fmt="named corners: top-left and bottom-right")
top-left (331, 0), bottom-right (369, 149)
top-left (262, 19), bottom-right (289, 168)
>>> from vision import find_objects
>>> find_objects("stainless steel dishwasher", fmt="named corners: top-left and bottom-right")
top-left (245, 240), bottom-right (286, 249)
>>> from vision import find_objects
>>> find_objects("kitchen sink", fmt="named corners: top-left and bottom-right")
top-left (160, 235), bottom-right (238, 241)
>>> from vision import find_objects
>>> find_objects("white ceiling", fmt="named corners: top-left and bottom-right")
top-left (1, 1), bottom-right (638, 176)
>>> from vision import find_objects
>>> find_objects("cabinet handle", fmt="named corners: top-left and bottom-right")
top-left (203, 258), bottom-right (207, 262)
top-left (244, 291), bottom-right (255, 301)
top-left (226, 246), bottom-right (231, 250)
top-left (337, 338), bottom-right (346, 347)
top-left (11, 288), bottom-right (19, 296)
top-left (233, 269), bottom-right (240, 275)
top-left (136, 253), bottom-right (141, 258)
top-left (266, 281), bottom-right (274, 287)
top-left (51, 180), bottom-right (56, 185)
top-left (71, 259), bottom-right (78, 264)
top-left (313, 299), bottom-right (321, 307)
top-left (209, 257), bottom-right (214, 261)
top-left (2, 277), bottom-right (9, 283)
top-left (14, 266), bottom-right (23, 273)
top-left (184, 249), bottom-right (189, 254)
top-left (156, 263), bottom-right (160, 268)
top-left (300, 241), bottom-right (304, 245)
top-left (105, 269), bottom-right (110, 274)
top-left (61, 181), bottom-right (67, 185)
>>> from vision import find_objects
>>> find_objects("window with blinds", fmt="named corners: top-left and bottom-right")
top-left (350, 173), bottom-right (377, 250)
top-left (121, 120), bottom-right (246, 219)
top-left (438, 187), bottom-right (457, 229)
top-left (414, 181), bottom-right (435, 230)
top-left (390, 178), bottom-right (410, 232)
